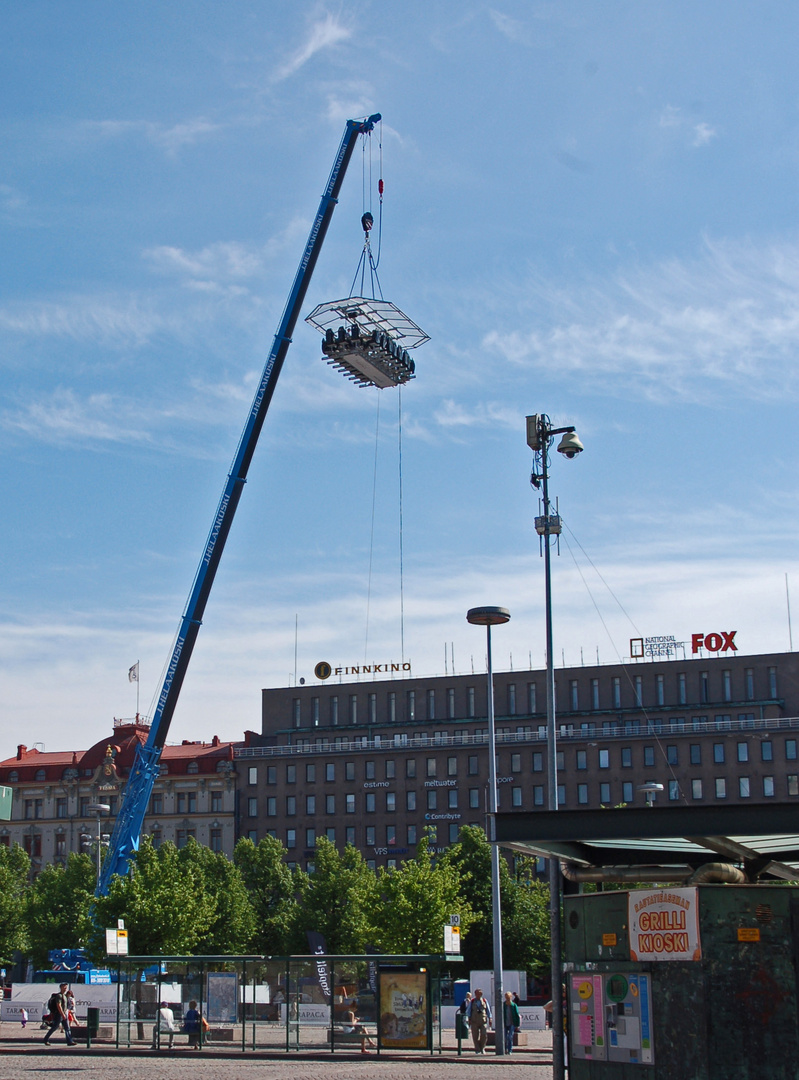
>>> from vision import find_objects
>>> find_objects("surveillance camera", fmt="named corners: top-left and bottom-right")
top-left (557, 431), bottom-right (584, 458)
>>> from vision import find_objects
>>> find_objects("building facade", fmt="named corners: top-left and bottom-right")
top-left (236, 650), bottom-right (799, 871)
top-left (0, 718), bottom-right (239, 875)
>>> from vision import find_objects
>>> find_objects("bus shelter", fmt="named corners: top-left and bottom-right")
top-left (114, 953), bottom-right (459, 1054)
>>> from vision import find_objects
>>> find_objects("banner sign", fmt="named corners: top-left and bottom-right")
top-left (629, 888), bottom-right (701, 962)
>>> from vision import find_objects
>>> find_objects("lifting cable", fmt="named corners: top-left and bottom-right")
top-left (363, 393), bottom-right (381, 663)
top-left (350, 120), bottom-right (384, 299)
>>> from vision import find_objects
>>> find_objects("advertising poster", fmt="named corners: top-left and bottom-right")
top-left (206, 972), bottom-right (238, 1024)
top-left (628, 887), bottom-right (701, 962)
top-left (378, 971), bottom-right (429, 1050)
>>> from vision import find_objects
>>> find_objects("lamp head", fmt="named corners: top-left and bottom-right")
top-left (557, 431), bottom-right (584, 459)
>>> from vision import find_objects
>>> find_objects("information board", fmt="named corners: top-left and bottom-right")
top-left (569, 971), bottom-right (654, 1067)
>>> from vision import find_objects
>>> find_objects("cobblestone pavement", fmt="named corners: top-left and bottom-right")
top-left (0, 1056), bottom-right (554, 1080)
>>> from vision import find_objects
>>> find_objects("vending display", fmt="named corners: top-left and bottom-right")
top-left (569, 971), bottom-right (654, 1066)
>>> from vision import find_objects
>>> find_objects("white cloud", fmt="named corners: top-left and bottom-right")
top-left (692, 122), bottom-right (717, 147)
top-left (85, 117), bottom-right (219, 155)
top-left (0, 295), bottom-right (169, 347)
top-left (273, 12), bottom-right (352, 81)
top-left (481, 236), bottom-right (799, 402)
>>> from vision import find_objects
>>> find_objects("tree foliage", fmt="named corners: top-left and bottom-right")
top-left (26, 852), bottom-right (95, 969)
top-left (183, 841), bottom-right (255, 954)
top-left (375, 831), bottom-right (474, 953)
top-left (234, 835), bottom-right (299, 954)
top-left (297, 838), bottom-right (380, 953)
top-left (0, 844), bottom-right (30, 965)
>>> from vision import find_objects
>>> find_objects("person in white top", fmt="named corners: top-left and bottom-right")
top-left (151, 1002), bottom-right (177, 1050)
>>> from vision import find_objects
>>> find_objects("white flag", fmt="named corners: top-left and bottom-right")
top-left (128, 663), bottom-right (139, 683)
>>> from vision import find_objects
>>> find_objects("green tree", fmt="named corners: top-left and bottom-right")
top-left (26, 852), bottom-right (95, 968)
top-left (181, 841), bottom-right (255, 954)
top-left (89, 837), bottom-right (214, 958)
top-left (0, 844), bottom-right (30, 965)
top-left (442, 825), bottom-right (551, 975)
top-left (234, 835), bottom-right (300, 955)
top-left (374, 831), bottom-right (474, 953)
top-left (298, 838), bottom-right (379, 953)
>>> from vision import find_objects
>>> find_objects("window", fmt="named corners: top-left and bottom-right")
top-left (387, 692), bottom-right (396, 723)
top-left (577, 784), bottom-right (589, 805)
top-left (346, 794), bottom-right (355, 813)
top-left (312, 697), bottom-right (320, 726)
top-left (292, 698), bottom-right (301, 728)
top-left (557, 784), bottom-right (566, 805)
top-left (365, 793), bottom-right (376, 813)
top-left (286, 829), bottom-right (296, 849)
top-left (769, 667), bottom-right (777, 698)
top-left (426, 758), bottom-right (437, 778)
top-left (599, 783), bottom-right (610, 804)
top-left (737, 742), bottom-right (749, 763)
top-left (612, 678), bottom-right (621, 709)
top-left (346, 761), bottom-right (355, 781)
top-left (690, 744), bottom-right (701, 765)
top-left (691, 779), bottom-right (703, 800)
top-left (656, 674), bottom-right (665, 706)
top-left (176, 830), bottom-right (195, 849)
top-left (405, 790), bottom-right (416, 811)
top-left (53, 834), bottom-right (66, 858)
top-left (247, 797), bottom-right (258, 817)
top-left (634, 676), bottom-right (643, 707)
top-left (713, 743), bottom-right (725, 764)
top-left (326, 827), bottom-right (336, 843)
top-left (209, 828), bottom-right (222, 852)
top-left (622, 782), bottom-right (633, 803)
top-left (325, 763), bottom-right (335, 782)
top-left (533, 785), bottom-right (544, 806)
top-left (325, 795), bottom-right (335, 814)
top-left (745, 668), bottom-right (755, 700)
top-left (599, 749), bottom-right (610, 769)
top-left (286, 765), bottom-right (296, 784)
top-left (24, 834), bottom-right (42, 857)
top-left (248, 766), bottom-right (258, 785)
top-left (305, 764), bottom-right (316, 783)
top-left (678, 673), bottom-right (687, 705)
top-left (508, 683), bottom-right (516, 715)
top-left (700, 671), bottom-right (709, 703)
top-left (447, 756), bottom-right (458, 777)
top-left (761, 741), bottom-right (773, 762)
top-left (468, 687), bottom-right (476, 718)
top-left (345, 826), bottom-right (355, 845)
top-left (151, 830), bottom-right (162, 849)
top-left (286, 796), bottom-right (296, 816)
top-left (387, 792), bottom-right (396, 812)
top-left (570, 680), bottom-right (579, 711)
top-left (667, 746), bottom-right (678, 766)
top-left (787, 739), bottom-right (798, 761)
top-left (426, 689), bottom-right (436, 720)
top-left (365, 761), bottom-right (375, 780)
top-left (366, 826), bottom-right (376, 846)
top-left (789, 776), bottom-right (799, 797)
top-left (267, 797), bottom-right (277, 816)
top-left (469, 788), bottom-right (480, 809)
top-left (349, 694), bottom-right (358, 724)
top-left (448, 789), bottom-right (458, 809)
top-left (722, 670), bottom-right (731, 702)
top-left (763, 776), bottom-right (775, 798)
top-left (715, 778), bottom-right (727, 799)
top-left (739, 777), bottom-right (751, 798)
top-left (386, 825), bottom-right (397, 846)
top-left (528, 682), bottom-right (537, 713)
top-left (406, 759), bottom-right (416, 779)
top-left (330, 696), bottom-right (338, 725)
top-left (448, 822), bottom-right (460, 844)
top-left (386, 760), bottom-right (396, 779)
top-left (427, 791), bottom-right (437, 810)
top-left (407, 825), bottom-right (418, 845)
top-left (407, 691), bottom-right (416, 722)
top-left (591, 679), bottom-right (600, 710)
top-left (468, 756), bottom-right (479, 776)
top-left (621, 747), bottom-right (632, 768)
top-left (56, 797), bottom-right (67, 818)
top-left (150, 792), bottom-right (163, 814)
top-left (306, 828), bottom-right (316, 848)
top-left (532, 752), bottom-right (543, 772)
top-left (668, 780), bottom-right (679, 800)
top-left (576, 750), bottom-right (587, 771)
top-left (266, 766), bottom-right (277, 785)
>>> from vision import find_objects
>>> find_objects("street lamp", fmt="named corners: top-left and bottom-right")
top-left (526, 413), bottom-right (584, 1080)
top-left (85, 803), bottom-right (111, 881)
top-left (466, 605), bottom-right (510, 1057)
top-left (638, 782), bottom-right (664, 807)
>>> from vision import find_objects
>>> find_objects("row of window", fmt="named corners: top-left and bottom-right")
top-left (289, 667), bottom-right (779, 727)
top-left (248, 786), bottom-right (493, 818)
top-left (247, 822), bottom-right (463, 851)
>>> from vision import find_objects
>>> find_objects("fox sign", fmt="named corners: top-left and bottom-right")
top-left (691, 631), bottom-right (737, 654)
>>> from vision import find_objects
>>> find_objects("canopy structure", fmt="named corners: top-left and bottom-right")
top-left (494, 803), bottom-right (799, 883)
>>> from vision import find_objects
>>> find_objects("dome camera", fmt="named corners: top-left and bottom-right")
top-left (557, 431), bottom-right (584, 458)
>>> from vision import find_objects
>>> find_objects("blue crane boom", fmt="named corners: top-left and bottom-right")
top-left (98, 113), bottom-right (381, 895)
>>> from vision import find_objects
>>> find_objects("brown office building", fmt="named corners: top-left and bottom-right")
top-left (235, 649), bottom-right (799, 871)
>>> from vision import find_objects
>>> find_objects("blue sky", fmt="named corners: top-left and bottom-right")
top-left (2, 2), bottom-right (799, 758)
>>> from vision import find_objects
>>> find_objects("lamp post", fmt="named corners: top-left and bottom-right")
top-left (639, 782), bottom-right (664, 807)
top-left (85, 803), bottom-right (111, 881)
top-left (466, 605), bottom-right (510, 1056)
top-left (526, 414), bottom-right (584, 1080)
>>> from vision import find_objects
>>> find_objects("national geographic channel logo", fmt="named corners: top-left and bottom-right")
top-left (314, 660), bottom-right (411, 680)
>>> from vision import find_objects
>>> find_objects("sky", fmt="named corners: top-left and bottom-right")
top-left (2, 2), bottom-right (799, 759)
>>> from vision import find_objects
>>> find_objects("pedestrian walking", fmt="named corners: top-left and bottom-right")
top-left (466, 987), bottom-right (492, 1054)
top-left (503, 990), bottom-right (520, 1053)
top-left (20, 1007), bottom-right (28, 1029)
top-left (43, 983), bottom-right (75, 1046)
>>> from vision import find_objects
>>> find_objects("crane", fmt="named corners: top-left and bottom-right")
top-left (97, 114), bottom-right (382, 895)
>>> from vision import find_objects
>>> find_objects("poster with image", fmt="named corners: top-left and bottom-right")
top-left (378, 970), bottom-right (429, 1050)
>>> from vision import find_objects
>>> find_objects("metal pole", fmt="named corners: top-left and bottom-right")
top-left (485, 622), bottom-right (505, 1056)
top-left (540, 421), bottom-right (565, 1080)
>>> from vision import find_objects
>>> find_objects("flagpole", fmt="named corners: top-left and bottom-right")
top-left (136, 661), bottom-right (140, 718)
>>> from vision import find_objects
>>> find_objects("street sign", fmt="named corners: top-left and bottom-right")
top-left (105, 928), bottom-right (129, 956)
top-left (444, 925), bottom-right (461, 954)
